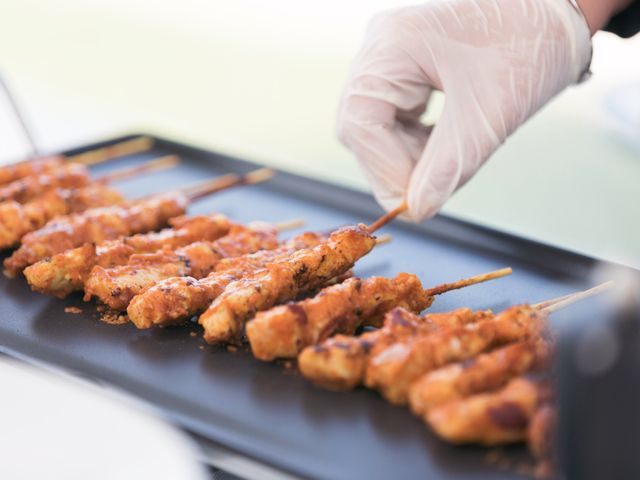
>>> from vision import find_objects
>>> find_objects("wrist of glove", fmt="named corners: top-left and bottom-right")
top-left (337, 0), bottom-right (592, 221)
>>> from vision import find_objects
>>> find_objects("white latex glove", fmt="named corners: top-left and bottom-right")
top-left (337, 0), bottom-right (592, 221)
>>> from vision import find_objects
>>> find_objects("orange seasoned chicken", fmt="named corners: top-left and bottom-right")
top-left (23, 214), bottom-right (231, 297)
top-left (365, 306), bottom-right (548, 405)
top-left (0, 163), bottom-right (91, 204)
top-left (247, 273), bottom-right (433, 361)
top-left (298, 307), bottom-right (487, 390)
top-left (409, 339), bottom-right (552, 416)
top-left (4, 192), bottom-right (189, 276)
top-left (199, 225), bottom-right (376, 345)
top-left (0, 185), bottom-right (124, 249)
top-left (425, 377), bottom-right (551, 446)
top-left (84, 224), bottom-right (279, 310)
top-left (0, 155), bottom-right (64, 187)
top-left (126, 232), bottom-right (327, 329)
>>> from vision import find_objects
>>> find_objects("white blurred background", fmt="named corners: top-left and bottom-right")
top-left (1, 0), bottom-right (639, 267)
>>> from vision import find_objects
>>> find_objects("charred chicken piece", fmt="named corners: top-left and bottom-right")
top-left (84, 223), bottom-right (279, 310)
top-left (126, 232), bottom-right (327, 329)
top-left (425, 377), bottom-right (552, 446)
top-left (365, 305), bottom-right (548, 405)
top-left (247, 273), bottom-right (433, 361)
top-left (298, 307), bottom-right (489, 390)
top-left (198, 225), bottom-right (376, 345)
top-left (0, 185), bottom-right (125, 249)
top-left (23, 213), bottom-right (231, 296)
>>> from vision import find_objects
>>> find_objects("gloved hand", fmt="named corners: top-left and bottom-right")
top-left (337, 0), bottom-right (592, 221)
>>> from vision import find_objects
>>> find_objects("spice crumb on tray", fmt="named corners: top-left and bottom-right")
top-left (100, 311), bottom-right (128, 325)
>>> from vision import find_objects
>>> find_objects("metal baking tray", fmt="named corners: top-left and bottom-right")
top-left (0, 134), bottom-right (633, 479)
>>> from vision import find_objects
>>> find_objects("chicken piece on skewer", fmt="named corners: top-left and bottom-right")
top-left (5, 168), bottom-right (273, 276)
top-left (409, 339), bottom-right (552, 417)
top-left (5, 192), bottom-right (187, 277)
top-left (365, 305), bottom-right (548, 405)
top-left (0, 185), bottom-right (124, 249)
top-left (84, 222), bottom-right (280, 310)
top-left (298, 307), bottom-right (491, 390)
top-left (0, 155), bottom-right (178, 249)
top-left (425, 377), bottom-right (552, 446)
top-left (0, 164), bottom-right (92, 204)
top-left (247, 274), bottom-right (430, 360)
top-left (24, 214), bottom-right (232, 297)
top-left (0, 156), bottom-right (64, 187)
top-left (0, 136), bottom-right (153, 187)
top-left (126, 232), bottom-right (327, 329)
top-left (199, 224), bottom-right (377, 345)
top-left (248, 268), bottom-right (511, 361)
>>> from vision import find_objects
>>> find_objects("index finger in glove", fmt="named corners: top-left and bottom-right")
top-left (337, 11), bottom-right (434, 211)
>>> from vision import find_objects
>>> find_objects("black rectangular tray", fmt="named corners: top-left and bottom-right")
top-left (1, 134), bottom-right (634, 479)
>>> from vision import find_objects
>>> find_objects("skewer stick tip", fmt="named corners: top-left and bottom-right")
top-left (185, 167), bottom-right (275, 201)
top-left (274, 219), bottom-right (305, 232)
top-left (243, 167), bottom-right (275, 185)
top-left (145, 154), bottom-right (180, 172)
top-left (68, 136), bottom-right (155, 165)
top-left (541, 280), bottom-right (615, 314)
top-left (183, 173), bottom-right (240, 201)
top-left (423, 267), bottom-right (513, 297)
top-left (532, 294), bottom-right (573, 310)
top-left (96, 155), bottom-right (180, 184)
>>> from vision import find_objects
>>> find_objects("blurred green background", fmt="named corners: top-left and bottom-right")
top-left (0, 0), bottom-right (638, 267)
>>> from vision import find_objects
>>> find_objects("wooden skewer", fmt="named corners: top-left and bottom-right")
top-left (368, 201), bottom-right (408, 233)
top-left (183, 168), bottom-right (275, 201)
top-left (183, 173), bottom-right (240, 200)
top-left (531, 293), bottom-right (573, 310)
top-left (274, 219), bottom-right (305, 232)
top-left (541, 281), bottom-right (615, 314)
top-left (66, 136), bottom-right (154, 166)
top-left (95, 155), bottom-right (180, 184)
top-left (242, 167), bottom-right (275, 185)
top-left (423, 267), bottom-right (513, 297)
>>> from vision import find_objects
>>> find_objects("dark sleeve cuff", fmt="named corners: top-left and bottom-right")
top-left (604, 1), bottom-right (640, 38)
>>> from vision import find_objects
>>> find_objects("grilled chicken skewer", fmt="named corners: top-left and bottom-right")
top-left (127, 231), bottom-right (328, 329)
top-left (298, 307), bottom-right (492, 390)
top-left (425, 377), bottom-right (552, 446)
top-left (248, 274), bottom-right (430, 361)
top-left (247, 268), bottom-right (512, 361)
top-left (84, 222), bottom-right (285, 310)
top-left (0, 140), bottom-right (162, 205)
top-left (0, 164), bottom-right (96, 204)
top-left (198, 224), bottom-right (377, 345)
top-left (415, 285), bottom-right (614, 450)
top-left (0, 185), bottom-right (123, 250)
top-left (409, 339), bottom-right (552, 416)
top-left (0, 156), bottom-right (65, 187)
top-left (5, 192), bottom-right (185, 277)
top-left (5, 168), bottom-right (273, 276)
top-left (328, 282), bottom-right (611, 404)
top-left (0, 136), bottom-right (153, 187)
top-left (195, 208), bottom-right (406, 346)
top-left (0, 156), bottom-right (178, 249)
top-left (298, 286), bottom-right (607, 461)
top-left (365, 305), bottom-right (549, 405)
top-left (24, 214), bottom-right (233, 297)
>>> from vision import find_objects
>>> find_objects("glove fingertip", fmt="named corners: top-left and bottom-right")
top-left (407, 185), bottom-right (445, 222)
